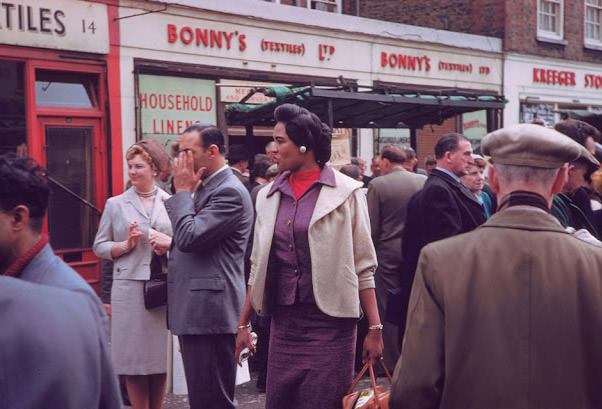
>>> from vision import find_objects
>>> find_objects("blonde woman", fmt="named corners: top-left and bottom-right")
top-left (94, 140), bottom-right (172, 409)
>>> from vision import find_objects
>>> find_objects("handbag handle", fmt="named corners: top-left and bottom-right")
top-left (346, 359), bottom-right (392, 396)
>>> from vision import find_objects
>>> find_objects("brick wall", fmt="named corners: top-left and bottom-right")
top-left (505, 0), bottom-right (602, 63)
top-left (343, 0), bottom-right (504, 38)
top-left (416, 117), bottom-right (458, 168)
top-left (344, 0), bottom-right (602, 63)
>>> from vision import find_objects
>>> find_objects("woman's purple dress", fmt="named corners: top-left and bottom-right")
top-left (264, 168), bottom-right (357, 409)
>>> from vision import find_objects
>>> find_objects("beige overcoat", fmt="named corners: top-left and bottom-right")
top-left (390, 206), bottom-right (602, 409)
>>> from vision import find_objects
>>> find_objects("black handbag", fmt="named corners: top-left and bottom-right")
top-left (143, 252), bottom-right (168, 310)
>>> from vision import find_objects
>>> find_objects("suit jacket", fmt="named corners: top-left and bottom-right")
top-left (367, 167), bottom-right (426, 272)
top-left (21, 243), bottom-right (108, 339)
top-left (420, 168), bottom-right (486, 246)
top-left (165, 168), bottom-right (253, 335)
top-left (0, 276), bottom-right (121, 409)
top-left (390, 207), bottom-right (602, 409)
top-left (93, 187), bottom-right (173, 280)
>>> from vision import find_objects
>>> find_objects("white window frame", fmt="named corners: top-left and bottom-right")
top-left (584, 0), bottom-right (602, 48)
top-left (537, 0), bottom-right (564, 42)
top-left (264, 0), bottom-right (342, 13)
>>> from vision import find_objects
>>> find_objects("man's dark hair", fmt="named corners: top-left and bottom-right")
top-left (555, 119), bottom-right (601, 146)
top-left (0, 155), bottom-right (49, 232)
top-left (227, 144), bottom-right (249, 165)
top-left (339, 164), bottom-right (361, 180)
top-left (425, 155), bottom-right (437, 166)
top-left (380, 145), bottom-right (407, 164)
top-left (183, 123), bottom-right (226, 154)
top-left (434, 133), bottom-right (468, 160)
top-left (274, 103), bottom-right (332, 167)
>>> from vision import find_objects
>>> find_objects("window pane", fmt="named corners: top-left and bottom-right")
top-left (35, 71), bottom-right (95, 107)
top-left (0, 60), bottom-right (26, 156)
top-left (46, 127), bottom-right (95, 250)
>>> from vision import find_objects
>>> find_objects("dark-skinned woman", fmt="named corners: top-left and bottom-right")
top-left (235, 104), bottom-right (383, 409)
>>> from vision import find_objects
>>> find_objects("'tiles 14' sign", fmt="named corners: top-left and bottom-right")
top-left (0, 0), bottom-right (109, 54)
top-left (0, 3), bottom-right (65, 34)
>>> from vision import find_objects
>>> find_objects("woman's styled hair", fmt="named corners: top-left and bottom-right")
top-left (126, 145), bottom-right (156, 171)
top-left (274, 104), bottom-right (332, 167)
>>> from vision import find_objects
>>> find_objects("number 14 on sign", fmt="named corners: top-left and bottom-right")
top-left (82, 19), bottom-right (96, 34)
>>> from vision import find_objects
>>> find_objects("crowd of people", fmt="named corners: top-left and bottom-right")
top-left (2, 104), bottom-right (602, 409)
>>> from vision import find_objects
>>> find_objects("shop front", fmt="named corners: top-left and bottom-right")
top-left (117, 0), bottom-right (503, 165)
top-left (505, 53), bottom-right (602, 126)
top-left (0, 0), bottom-right (117, 292)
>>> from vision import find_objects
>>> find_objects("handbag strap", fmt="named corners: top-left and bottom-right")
top-left (346, 358), bottom-right (392, 396)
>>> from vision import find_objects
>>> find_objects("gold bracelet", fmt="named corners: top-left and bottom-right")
top-left (368, 324), bottom-right (384, 330)
top-left (237, 323), bottom-right (250, 330)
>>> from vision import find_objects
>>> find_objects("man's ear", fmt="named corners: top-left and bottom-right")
top-left (551, 166), bottom-right (568, 195)
top-left (9, 205), bottom-right (31, 232)
top-left (489, 166), bottom-right (500, 194)
top-left (207, 144), bottom-right (219, 158)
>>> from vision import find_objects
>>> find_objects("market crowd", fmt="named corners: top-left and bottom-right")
top-left (1, 105), bottom-right (602, 409)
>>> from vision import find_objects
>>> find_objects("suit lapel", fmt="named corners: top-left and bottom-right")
top-left (124, 187), bottom-right (149, 220)
top-left (432, 169), bottom-right (481, 205)
top-left (149, 188), bottom-right (169, 227)
top-left (194, 168), bottom-right (232, 209)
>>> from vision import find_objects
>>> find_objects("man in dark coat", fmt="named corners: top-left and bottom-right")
top-left (397, 134), bottom-right (485, 343)
top-left (420, 133), bottom-right (486, 246)
top-left (391, 123), bottom-right (602, 409)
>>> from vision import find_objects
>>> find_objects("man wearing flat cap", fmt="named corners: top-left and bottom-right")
top-left (390, 124), bottom-right (602, 409)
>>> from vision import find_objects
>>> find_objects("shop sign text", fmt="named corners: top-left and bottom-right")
top-left (584, 73), bottom-right (602, 89)
top-left (138, 75), bottom-right (216, 146)
top-left (167, 24), bottom-right (247, 51)
top-left (0, 0), bottom-right (108, 54)
top-left (532, 68), bottom-right (576, 86)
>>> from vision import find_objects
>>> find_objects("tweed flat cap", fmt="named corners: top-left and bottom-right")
top-left (481, 123), bottom-right (582, 169)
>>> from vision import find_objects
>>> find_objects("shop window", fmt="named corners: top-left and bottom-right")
top-left (462, 110), bottom-right (487, 151)
top-left (520, 102), bottom-right (555, 125)
top-left (0, 60), bottom-right (27, 156)
top-left (35, 70), bottom-right (97, 108)
top-left (585, 0), bottom-right (602, 47)
top-left (537, 0), bottom-right (564, 42)
top-left (375, 128), bottom-right (410, 155)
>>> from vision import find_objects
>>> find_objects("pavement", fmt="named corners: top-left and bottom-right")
top-left (126, 370), bottom-right (389, 409)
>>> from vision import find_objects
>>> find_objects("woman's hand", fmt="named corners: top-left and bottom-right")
top-left (150, 231), bottom-right (172, 255)
top-left (362, 329), bottom-right (384, 364)
top-left (234, 328), bottom-right (256, 367)
top-left (127, 222), bottom-right (144, 250)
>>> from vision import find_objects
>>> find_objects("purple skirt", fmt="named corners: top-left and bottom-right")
top-left (266, 304), bottom-right (357, 409)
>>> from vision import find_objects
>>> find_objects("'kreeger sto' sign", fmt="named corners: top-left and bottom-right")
top-left (532, 67), bottom-right (576, 86)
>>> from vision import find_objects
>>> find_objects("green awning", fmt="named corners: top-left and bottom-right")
top-left (226, 84), bottom-right (506, 129)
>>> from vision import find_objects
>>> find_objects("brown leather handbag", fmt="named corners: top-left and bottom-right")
top-left (342, 360), bottom-right (392, 409)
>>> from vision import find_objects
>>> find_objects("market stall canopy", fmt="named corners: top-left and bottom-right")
top-left (225, 83), bottom-right (506, 129)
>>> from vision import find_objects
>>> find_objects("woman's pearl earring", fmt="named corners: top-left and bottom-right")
top-left (299, 146), bottom-right (307, 153)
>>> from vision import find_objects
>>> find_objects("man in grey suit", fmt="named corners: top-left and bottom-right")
top-left (166, 124), bottom-right (253, 409)
top-left (367, 145), bottom-right (426, 371)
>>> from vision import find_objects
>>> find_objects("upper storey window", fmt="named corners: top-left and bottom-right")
top-left (260, 0), bottom-right (341, 13)
top-left (537, 0), bottom-right (564, 42)
top-left (585, 0), bottom-right (602, 47)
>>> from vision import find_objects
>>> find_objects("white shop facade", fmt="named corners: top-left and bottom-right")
top-left (505, 53), bottom-right (602, 126)
top-left (117, 0), bottom-right (503, 169)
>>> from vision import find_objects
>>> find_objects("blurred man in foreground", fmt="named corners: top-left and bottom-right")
top-left (391, 124), bottom-right (602, 409)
